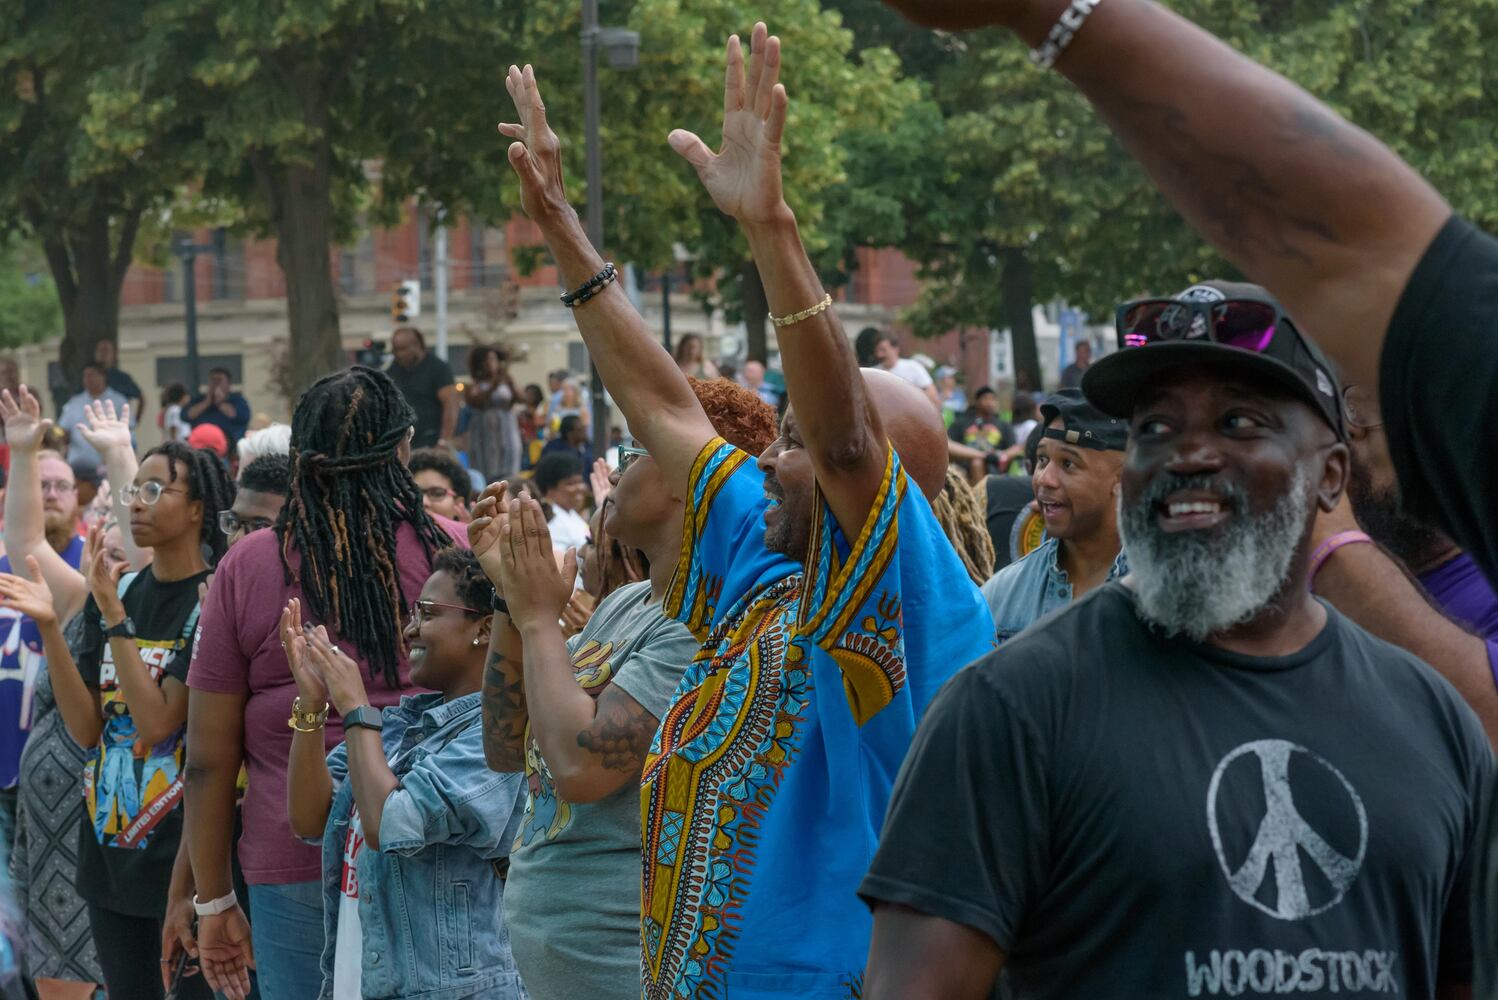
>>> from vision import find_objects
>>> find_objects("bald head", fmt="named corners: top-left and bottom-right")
top-left (861, 368), bottom-right (948, 501)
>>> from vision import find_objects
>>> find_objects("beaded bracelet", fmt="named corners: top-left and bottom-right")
top-left (561, 262), bottom-right (617, 308)
top-left (1029, 0), bottom-right (1105, 69)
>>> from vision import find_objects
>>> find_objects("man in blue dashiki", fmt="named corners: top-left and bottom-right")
top-left (496, 25), bottom-right (995, 999)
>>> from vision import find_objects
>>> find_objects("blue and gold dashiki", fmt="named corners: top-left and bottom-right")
top-left (640, 437), bottom-right (994, 999)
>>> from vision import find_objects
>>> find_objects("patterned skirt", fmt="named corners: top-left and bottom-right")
top-left (9, 617), bottom-right (102, 984)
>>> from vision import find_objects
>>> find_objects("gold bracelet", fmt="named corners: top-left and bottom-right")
top-left (288, 696), bottom-right (329, 733)
top-left (769, 293), bottom-right (833, 328)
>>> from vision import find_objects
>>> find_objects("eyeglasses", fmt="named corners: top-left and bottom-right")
top-left (1341, 384), bottom-right (1383, 430)
top-left (420, 486), bottom-right (457, 502)
top-left (122, 482), bottom-right (187, 506)
top-left (1116, 297), bottom-right (1285, 353)
top-left (409, 599), bottom-right (486, 625)
top-left (40, 479), bottom-right (76, 496)
top-left (219, 511), bottom-right (275, 536)
top-left (617, 444), bottom-right (649, 473)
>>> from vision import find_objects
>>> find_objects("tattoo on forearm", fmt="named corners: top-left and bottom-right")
top-left (576, 692), bottom-right (658, 773)
top-left (1112, 93), bottom-right (1356, 269)
top-left (481, 652), bottom-right (527, 772)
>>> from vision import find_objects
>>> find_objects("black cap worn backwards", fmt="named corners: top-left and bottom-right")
top-left (1082, 280), bottom-right (1346, 441)
top-left (1039, 388), bottom-right (1128, 452)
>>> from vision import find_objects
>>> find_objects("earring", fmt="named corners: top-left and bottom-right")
top-left (472, 637), bottom-right (483, 646)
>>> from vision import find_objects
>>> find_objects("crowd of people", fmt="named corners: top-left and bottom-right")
top-left (0, 1), bottom-right (1495, 998)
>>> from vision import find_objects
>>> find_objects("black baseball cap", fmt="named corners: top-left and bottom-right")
top-left (1082, 280), bottom-right (1346, 441)
top-left (1038, 388), bottom-right (1127, 452)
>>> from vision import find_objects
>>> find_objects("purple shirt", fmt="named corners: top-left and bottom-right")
top-left (187, 518), bottom-right (466, 884)
top-left (1419, 551), bottom-right (1498, 690)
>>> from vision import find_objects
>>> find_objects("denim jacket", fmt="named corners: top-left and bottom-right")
top-left (317, 691), bottom-right (526, 999)
top-left (981, 536), bottom-right (1129, 643)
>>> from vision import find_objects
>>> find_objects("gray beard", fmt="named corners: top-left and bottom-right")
top-left (1119, 466), bottom-right (1314, 643)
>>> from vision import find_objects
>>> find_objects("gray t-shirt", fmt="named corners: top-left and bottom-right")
top-left (861, 583), bottom-right (1491, 999)
top-left (504, 581), bottom-right (698, 1000)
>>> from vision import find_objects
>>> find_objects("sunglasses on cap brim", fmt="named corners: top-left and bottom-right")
top-left (1115, 297), bottom-right (1288, 354)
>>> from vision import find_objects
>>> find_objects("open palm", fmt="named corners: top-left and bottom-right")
top-left (669, 23), bottom-right (789, 226)
top-left (0, 386), bottom-right (52, 451)
top-left (76, 398), bottom-right (133, 455)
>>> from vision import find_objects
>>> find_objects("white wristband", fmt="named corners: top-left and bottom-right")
top-left (193, 891), bottom-right (238, 917)
top-left (1029, 0), bottom-right (1105, 69)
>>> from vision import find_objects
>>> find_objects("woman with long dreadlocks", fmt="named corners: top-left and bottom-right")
top-left (182, 367), bottom-right (466, 1000)
top-left (0, 436), bottom-right (233, 1000)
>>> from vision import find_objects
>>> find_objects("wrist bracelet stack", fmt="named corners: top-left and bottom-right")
top-left (288, 696), bottom-right (329, 733)
top-left (561, 262), bottom-right (617, 308)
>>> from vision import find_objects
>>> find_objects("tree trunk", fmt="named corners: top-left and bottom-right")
top-left (741, 258), bottom-right (768, 365)
top-left (1001, 248), bottom-right (1041, 393)
top-left (256, 155), bottom-right (344, 398)
top-left (43, 201), bottom-right (140, 411)
top-left (252, 62), bottom-right (345, 399)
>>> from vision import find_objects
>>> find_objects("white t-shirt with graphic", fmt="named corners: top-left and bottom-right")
top-left (333, 808), bottom-right (364, 1000)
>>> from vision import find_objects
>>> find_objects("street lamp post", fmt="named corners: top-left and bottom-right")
top-left (581, 0), bottom-right (639, 461)
top-left (174, 238), bottom-right (214, 392)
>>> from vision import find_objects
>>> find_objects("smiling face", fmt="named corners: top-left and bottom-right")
top-left (546, 474), bottom-right (588, 513)
top-left (1031, 424), bottom-right (1122, 543)
top-left (1117, 367), bottom-right (1347, 641)
top-left (402, 570), bottom-right (488, 693)
top-left (756, 406), bottom-right (816, 560)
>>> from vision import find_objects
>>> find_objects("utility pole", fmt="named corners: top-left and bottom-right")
top-left (174, 238), bottom-right (214, 392)
top-left (581, 1), bottom-right (639, 460)
top-left (661, 272), bottom-right (672, 352)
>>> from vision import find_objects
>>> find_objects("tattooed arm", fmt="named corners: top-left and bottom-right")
top-left (481, 618), bottom-right (529, 773)
top-left (882, 0), bottom-right (1448, 391)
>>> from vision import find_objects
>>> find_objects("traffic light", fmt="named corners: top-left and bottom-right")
top-left (391, 279), bottom-right (421, 323)
top-left (357, 339), bottom-right (385, 367)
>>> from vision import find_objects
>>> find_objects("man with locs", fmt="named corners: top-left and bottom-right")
top-left (498, 29), bottom-right (993, 995)
top-left (877, 0), bottom-right (1497, 594)
top-left (859, 294), bottom-right (1492, 999)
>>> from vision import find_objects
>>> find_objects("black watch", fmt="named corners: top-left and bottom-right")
top-left (343, 705), bottom-right (383, 732)
top-left (104, 618), bottom-right (136, 640)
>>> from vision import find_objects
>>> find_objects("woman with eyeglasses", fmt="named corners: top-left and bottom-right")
top-left (0, 440), bottom-right (232, 1000)
top-left (285, 548), bottom-right (524, 999)
top-left (182, 368), bottom-right (466, 1000)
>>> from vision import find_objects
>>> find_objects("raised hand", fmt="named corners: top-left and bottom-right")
top-left (85, 523), bottom-right (128, 625)
top-left (280, 598), bottom-right (328, 708)
top-left (0, 555), bottom-right (57, 626)
top-left (0, 385), bottom-right (53, 452)
top-left (305, 626), bottom-right (369, 717)
top-left (668, 23), bottom-right (789, 227)
top-left (467, 481), bottom-right (512, 589)
top-left (498, 65), bottom-right (571, 226)
top-left (500, 496), bottom-right (575, 628)
top-left (76, 397), bottom-right (134, 456)
top-left (589, 458), bottom-right (614, 507)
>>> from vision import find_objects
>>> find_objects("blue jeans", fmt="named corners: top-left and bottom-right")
top-left (246, 880), bottom-right (324, 1000)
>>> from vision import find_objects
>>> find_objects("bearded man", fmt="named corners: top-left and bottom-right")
top-left (859, 283), bottom-right (1491, 1000)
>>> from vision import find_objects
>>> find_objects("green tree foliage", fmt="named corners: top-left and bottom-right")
top-left (0, 0), bottom-right (205, 383)
top-left (0, 237), bottom-right (63, 350)
top-left (835, 0), bottom-right (1498, 387)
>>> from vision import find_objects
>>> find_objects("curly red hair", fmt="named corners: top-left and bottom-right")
top-left (690, 377), bottom-right (778, 456)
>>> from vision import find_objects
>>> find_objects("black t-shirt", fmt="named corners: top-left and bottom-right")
top-left (1382, 215), bottom-right (1498, 588)
top-left (860, 584), bottom-right (1490, 998)
top-left (388, 353), bottom-right (454, 448)
top-left (983, 474), bottom-right (1035, 572)
top-left (74, 567), bottom-right (209, 918)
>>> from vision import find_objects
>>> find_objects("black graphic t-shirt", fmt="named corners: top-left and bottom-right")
top-left (74, 567), bottom-right (209, 918)
top-left (860, 584), bottom-right (1491, 999)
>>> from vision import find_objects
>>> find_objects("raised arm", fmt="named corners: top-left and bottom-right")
top-left (75, 399), bottom-right (151, 571)
top-left (469, 484), bottom-right (529, 772)
top-left (0, 387), bottom-right (88, 620)
top-left (670, 26), bottom-right (887, 537)
top-left (881, 0), bottom-right (1448, 391)
top-left (499, 66), bottom-right (715, 494)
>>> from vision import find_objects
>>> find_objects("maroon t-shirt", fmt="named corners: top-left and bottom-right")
top-left (187, 517), bottom-right (467, 884)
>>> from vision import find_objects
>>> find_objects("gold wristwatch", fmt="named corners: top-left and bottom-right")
top-left (288, 696), bottom-right (329, 733)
